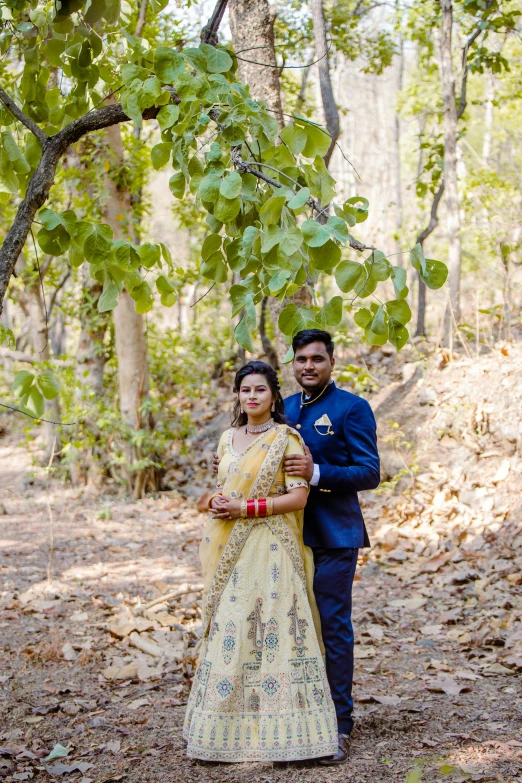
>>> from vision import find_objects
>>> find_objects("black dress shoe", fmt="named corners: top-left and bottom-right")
top-left (317, 733), bottom-right (350, 766)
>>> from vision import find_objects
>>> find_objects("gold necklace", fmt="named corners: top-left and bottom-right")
top-left (300, 382), bottom-right (330, 408)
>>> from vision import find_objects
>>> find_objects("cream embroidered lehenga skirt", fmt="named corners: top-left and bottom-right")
top-left (183, 425), bottom-right (338, 762)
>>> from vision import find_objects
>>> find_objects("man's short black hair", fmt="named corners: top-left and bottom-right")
top-left (292, 329), bottom-right (334, 358)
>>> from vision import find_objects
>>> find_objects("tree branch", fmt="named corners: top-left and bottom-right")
top-left (0, 87), bottom-right (48, 146)
top-left (201, 0), bottom-right (229, 46)
top-left (416, 180), bottom-right (445, 246)
top-left (135, 0), bottom-right (148, 36)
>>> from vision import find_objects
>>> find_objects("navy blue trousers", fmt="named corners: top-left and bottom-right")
top-left (312, 546), bottom-right (358, 736)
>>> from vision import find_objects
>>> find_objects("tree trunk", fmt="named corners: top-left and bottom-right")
top-left (440, 0), bottom-right (462, 344)
top-left (228, 0), bottom-right (284, 129)
top-left (103, 120), bottom-right (151, 496)
top-left (229, 0), bottom-right (302, 393)
top-left (18, 262), bottom-right (60, 460)
top-left (482, 71), bottom-right (494, 166)
top-left (392, 2), bottom-right (404, 261)
top-left (76, 266), bottom-right (107, 398)
top-left (311, 0), bottom-right (339, 167)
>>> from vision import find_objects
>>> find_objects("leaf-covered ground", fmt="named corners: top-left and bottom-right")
top-left (1, 344), bottom-right (522, 783)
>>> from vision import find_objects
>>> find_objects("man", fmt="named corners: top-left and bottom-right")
top-left (213, 328), bottom-right (380, 764)
top-left (282, 329), bottom-right (380, 765)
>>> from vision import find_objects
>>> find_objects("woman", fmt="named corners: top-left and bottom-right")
top-left (184, 361), bottom-right (338, 762)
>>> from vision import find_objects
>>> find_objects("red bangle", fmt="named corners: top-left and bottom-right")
top-left (247, 499), bottom-right (256, 518)
top-left (257, 498), bottom-right (267, 517)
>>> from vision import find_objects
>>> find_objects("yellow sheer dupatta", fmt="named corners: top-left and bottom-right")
top-left (199, 424), bottom-right (324, 652)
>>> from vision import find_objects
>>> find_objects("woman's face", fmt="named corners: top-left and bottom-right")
top-left (238, 373), bottom-right (273, 418)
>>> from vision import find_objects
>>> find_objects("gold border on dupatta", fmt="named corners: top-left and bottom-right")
top-left (202, 427), bottom-right (296, 634)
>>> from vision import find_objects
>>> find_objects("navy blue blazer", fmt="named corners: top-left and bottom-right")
top-left (285, 382), bottom-right (380, 549)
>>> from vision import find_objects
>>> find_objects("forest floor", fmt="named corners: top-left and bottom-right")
top-left (1, 342), bottom-right (522, 783)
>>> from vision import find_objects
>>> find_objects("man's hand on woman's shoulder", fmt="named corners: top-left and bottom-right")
top-left (284, 444), bottom-right (314, 482)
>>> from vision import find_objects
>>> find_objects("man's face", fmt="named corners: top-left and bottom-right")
top-left (293, 341), bottom-right (335, 393)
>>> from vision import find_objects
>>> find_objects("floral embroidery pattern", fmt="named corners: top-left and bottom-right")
top-left (222, 620), bottom-right (236, 665)
top-left (231, 568), bottom-right (239, 587)
top-left (262, 675), bottom-right (280, 697)
top-left (264, 618), bottom-right (279, 663)
top-left (216, 678), bottom-right (234, 698)
top-left (208, 621), bottom-right (219, 642)
top-left (271, 564), bottom-right (279, 583)
top-left (247, 598), bottom-right (266, 661)
top-left (270, 543), bottom-right (278, 551)
top-left (288, 595), bottom-right (309, 658)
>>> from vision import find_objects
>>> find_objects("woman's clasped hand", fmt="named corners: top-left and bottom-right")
top-left (210, 495), bottom-right (241, 519)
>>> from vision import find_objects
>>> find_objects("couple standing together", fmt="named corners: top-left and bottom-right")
top-left (183, 329), bottom-right (380, 764)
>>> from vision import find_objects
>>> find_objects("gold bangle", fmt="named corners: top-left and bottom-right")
top-left (254, 499), bottom-right (258, 517)
top-left (240, 500), bottom-right (247, 519)
top-left (267, 497), bottom-right (274, 516)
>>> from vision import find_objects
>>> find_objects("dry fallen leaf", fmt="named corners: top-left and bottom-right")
top-left (427, 674), bottom-right (471, 696)
top-left (126, 698), bottom-right (150, 711)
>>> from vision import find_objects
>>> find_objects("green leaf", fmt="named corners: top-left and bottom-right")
top-left (326, 216), bottom-right (349, 243)
top-left (280, 124), bottom-right (307, 154)
top-left (259, 194), bottom-right (286, 226)
top-left (317, 295), bottom-right (343, 327)
top-left (345, 196), bottom-right (369, 224)
top-left (103, 0), bottom-right (120, 24)
top-left (230, 284), bottom-right (252, 317)
top-left (0, 324), bottom-right (15, 349)
top-left (21, 385), bottom-right (44, 418)
top-left (287, 187), bottom-right (310, 210)
top-left (13, 370), bottom-right (35, 398)
top-left (202, 234), bottom-right (222, 261)
top-left (368, 250), bottom-right (391, 281)
top-left (183, 47), bottom-right (207, 72)
top-left (98, 280), bottom-right (119, 312)
top-left (280, 225), bottom-right (303, 256)
top-left (219, 171), bottom-right (242, 200)
top-left (301, 220), bottom-right (329, 248)
top-left (198, 172), bottom-right (221, 201)
top-left (139, 243), bottom-right (161, 269)
top-left (157, 104), bottom-right (180, 130)
top-left (354, 308), bottom-right (372, 328)
top-left (364, 324), bottom-right (388, 346)
top-left (421, 258), bottom-right (448, 290)
top-left (214, 194), bottom-right (240, 223)
top-left (84, 224), bottom-right (113, 263)
top-left (370, 305), bottom-right (387, 335)
top-left (282, 346), bottom-right (294, 363)
top-left (201, 251), bottom-right (227, 282)
top-left (169, 171), bottom-right (185, 198)
top-left (38, 208), bottom-right (62, 230)
top-left (278, 302), bottom-right (306, 336)
top-left (37, 225), bottom-right (70, 256)
top-left (268, 270), bottom-right (291, 293)
top-left (130, 281), bottom-right (154, 314)
top-left (156, 275), bottom-right (177, 306)
top-left (388, 318), bottom-right (409, 350)
top-left (201, 44), bottom-right (233, 74)
top-left (313, 155), bottom-right (336, 204)
top-left (235, 313), bottom-right (254, 352)
top-left (151, 142), bottom-right (172, 170)
top-left (37, 370), bottom-right (60, 400)
top-left (391, 265), bottom-right (407, 296)
top-left (309, 240), bottom-right (341, 271)
top-left (261, 225), bottom-right (284, 254)
top-left (336, 260), bottom-right (364, 292)
top-left (386, 299), bottom-right (412, 325)
top-left (410, 242), bottom-right (427, 274)
top-left (299, 120), bottom-right (331, 158)
top-left (153, 47), bottom-right (185, 82)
